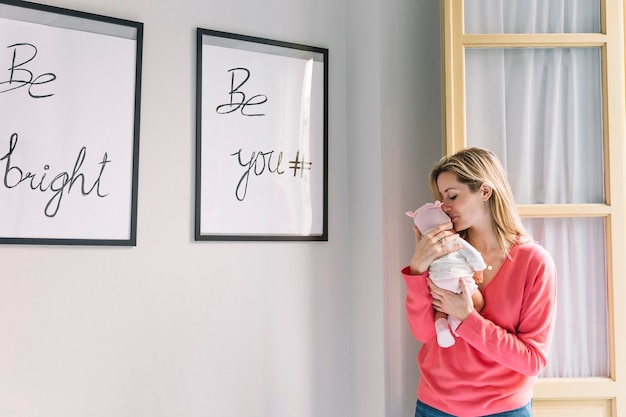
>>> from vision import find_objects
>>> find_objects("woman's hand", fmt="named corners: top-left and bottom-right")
top-left (409, 222), bottom-right (461, 275)
top-left (428, 278), bottom-right (474, 322)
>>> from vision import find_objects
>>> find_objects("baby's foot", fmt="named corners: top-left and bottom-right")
top-left (437, 329), bottom-right (455, 348)
top-left (435, 318), bottom-right (455, 348)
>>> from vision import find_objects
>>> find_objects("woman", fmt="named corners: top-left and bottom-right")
top-left (402, 148), bottom-right (557, 417)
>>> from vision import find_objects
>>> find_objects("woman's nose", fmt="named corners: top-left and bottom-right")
top-left (442, 202), bottom-right (452, 213)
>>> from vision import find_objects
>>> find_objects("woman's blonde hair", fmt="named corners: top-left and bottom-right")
top-left (429, 147), bottom-right (528, 255)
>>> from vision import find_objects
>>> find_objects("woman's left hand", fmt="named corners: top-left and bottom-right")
top-left (428, 277), bottom-right (474, 322)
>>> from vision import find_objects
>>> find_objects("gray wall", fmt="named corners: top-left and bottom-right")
top-left (345, 1), bottom-right (443, 416)
top-left (0, 0), bottom-right (442, 416)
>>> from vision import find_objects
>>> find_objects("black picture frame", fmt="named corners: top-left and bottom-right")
top-left (0, 0), bottom-right (143, 246)
top-left (195, 29), bottom-right (328, 241)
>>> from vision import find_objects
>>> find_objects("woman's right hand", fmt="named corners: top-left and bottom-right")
top-left (409, 222), bottom-right (461, 275)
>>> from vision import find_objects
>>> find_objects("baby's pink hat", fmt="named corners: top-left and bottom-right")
top-left (406, 201), bottom-right (451, 234)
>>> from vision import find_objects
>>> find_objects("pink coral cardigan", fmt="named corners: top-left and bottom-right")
top-left (402, 241), bottom-right (557, 417)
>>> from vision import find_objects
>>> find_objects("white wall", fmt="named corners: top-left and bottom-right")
top-left (344, 0), bottom-right (385, 415)
top-left (0, 0), bottom-right (442, 416)
top-left (345, 0), bottom-right (442, 416)
top-left (379, 2), bottom-right (443, 416)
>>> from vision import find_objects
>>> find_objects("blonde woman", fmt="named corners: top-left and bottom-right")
top-left (402, 148), bottom-right (557, 417)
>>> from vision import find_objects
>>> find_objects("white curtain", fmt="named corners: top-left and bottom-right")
top-left (463, 0), bottom-right (608, 377)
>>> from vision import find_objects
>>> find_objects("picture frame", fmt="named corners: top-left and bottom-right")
top-left (0, 0), bottom-right (143, 246)
top-left (195, 29), bottom-right (328, 241)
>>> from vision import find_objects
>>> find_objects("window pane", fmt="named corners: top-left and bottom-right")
top-left (523, 217), bottom-right (609, 378)
top-left (464, 0), bottom-right (601, 34)
top-left (465, 47), bottom-right (604, 204)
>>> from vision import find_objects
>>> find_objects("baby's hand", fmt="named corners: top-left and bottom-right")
top-left (473, 270), bottom-right (484, 284)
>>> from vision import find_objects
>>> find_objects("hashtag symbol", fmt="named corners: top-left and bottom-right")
top-left (288, 151), bottom-right (312, 177)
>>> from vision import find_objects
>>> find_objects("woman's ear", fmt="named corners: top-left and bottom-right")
top-left (481, 182), bottom-right (493, 201)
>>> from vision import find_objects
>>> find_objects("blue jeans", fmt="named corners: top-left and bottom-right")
top-left (415, 400), bottom-right (532, 417)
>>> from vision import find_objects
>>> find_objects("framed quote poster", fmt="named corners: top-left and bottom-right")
top-left (195, 29), bottom-right (328, 241)
top-left (0, 0), bottom-right (143, 246)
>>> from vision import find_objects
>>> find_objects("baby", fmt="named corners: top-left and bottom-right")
top-left (406, 201), bottom-right (486, 348)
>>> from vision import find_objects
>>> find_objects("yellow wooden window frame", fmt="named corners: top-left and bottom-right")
top-left (441, 0), bottom-right (626, 415)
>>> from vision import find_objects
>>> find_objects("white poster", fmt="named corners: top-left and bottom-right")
top-left (0, 2), bottom-right (142, 245)
top-left (196, 29), bottom-right (328, 241)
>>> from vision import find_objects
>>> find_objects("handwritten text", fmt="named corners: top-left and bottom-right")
top-left (230, 148), bottom-right (313, 201)
top-left (216, 67), bottom-right (267, 116)
top-left (0, 43), bottom-right (56, 98)
top-left (0, 133), bottom-right (111, 217)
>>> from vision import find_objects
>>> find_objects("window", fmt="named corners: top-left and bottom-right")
top-left (442, 0), bottom-right (625, 415)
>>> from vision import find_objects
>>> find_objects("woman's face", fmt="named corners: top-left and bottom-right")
top-left (436, 171), bottom-right (490, 232)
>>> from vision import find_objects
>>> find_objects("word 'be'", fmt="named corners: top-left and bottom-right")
top-left (0, 43), bottom-right (56, 98)
top-left (216, 67), bottom-right (267, 116)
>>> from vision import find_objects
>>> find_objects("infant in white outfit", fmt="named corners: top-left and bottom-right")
top-left (406, 201), bottom-right (487, 348)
